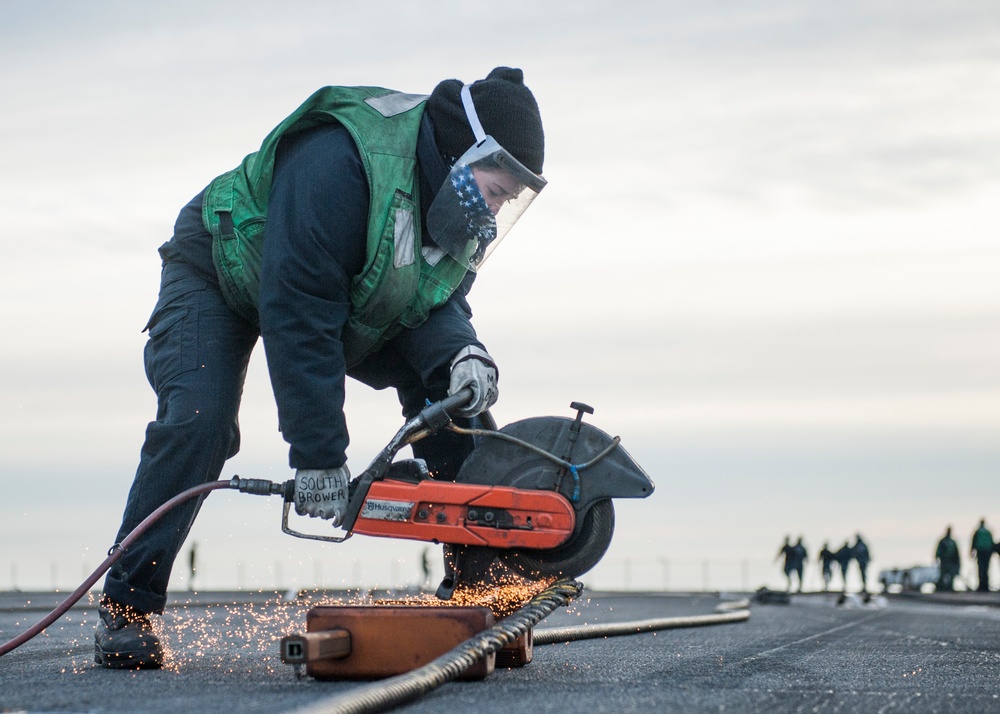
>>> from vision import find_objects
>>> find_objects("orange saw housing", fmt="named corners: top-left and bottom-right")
top-left (349, 478), bottom-right (576, 549)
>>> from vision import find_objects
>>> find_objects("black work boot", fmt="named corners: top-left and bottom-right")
top-left (94, 598), bottom-right (163, 669)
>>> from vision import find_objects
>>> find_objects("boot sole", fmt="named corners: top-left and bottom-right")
top-left (94, 643), bottom-right (163, 670)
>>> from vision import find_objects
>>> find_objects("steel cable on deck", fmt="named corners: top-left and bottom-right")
top-left (287, 590), bottom-right (750, 714)
top-left (532, 597), bottom-right (750, 645)
top-left (285, 579), bottom-right (585, 714)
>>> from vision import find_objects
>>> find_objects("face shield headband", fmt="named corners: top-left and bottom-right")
top-left (425, 85), bottom-right (547, 271)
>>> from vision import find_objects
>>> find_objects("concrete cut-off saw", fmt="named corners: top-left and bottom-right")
top-left (271, 388), bottom-right (654, 599)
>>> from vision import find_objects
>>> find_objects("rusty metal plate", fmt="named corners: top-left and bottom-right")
top-left (304, 605), bottom-right (496, 680)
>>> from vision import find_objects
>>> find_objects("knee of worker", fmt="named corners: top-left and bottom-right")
top-left (144, 402), bottom-right (242, 462)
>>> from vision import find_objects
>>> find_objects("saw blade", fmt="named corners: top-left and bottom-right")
top-left (451, 415), bottom-right (618, 581)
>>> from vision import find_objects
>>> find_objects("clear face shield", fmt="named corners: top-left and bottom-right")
top-left (426, 85), bottom-right (547, 271)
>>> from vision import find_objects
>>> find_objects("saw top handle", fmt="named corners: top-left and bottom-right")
top-left (434, 387), bottom-right (475, 418)
top-left (415, 387), bottom-right (474, 433)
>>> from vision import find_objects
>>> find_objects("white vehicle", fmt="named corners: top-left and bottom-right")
top-left (878, 564), bottom-right (939, 593)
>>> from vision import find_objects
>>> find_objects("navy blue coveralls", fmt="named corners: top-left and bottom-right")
top-left (104, 116), bottom-right (484, 614)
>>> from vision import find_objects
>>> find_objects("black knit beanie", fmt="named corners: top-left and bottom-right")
top-left (426, 67), bottom-right (544, 174)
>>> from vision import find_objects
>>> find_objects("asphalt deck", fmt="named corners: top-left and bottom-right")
top-left (1, 588), bottom-right (999, 713)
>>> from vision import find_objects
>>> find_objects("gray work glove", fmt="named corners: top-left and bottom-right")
top-left (294, 466), bottom-right (350, 526)
top-left (448, 345), bottom-right (498, 417)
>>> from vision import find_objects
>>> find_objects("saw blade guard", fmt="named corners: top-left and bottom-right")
top-left (454, 414), bottom-right (654, 523)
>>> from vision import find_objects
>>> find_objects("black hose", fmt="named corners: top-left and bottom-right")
top-left (0, 478), bottom-right (240, 657)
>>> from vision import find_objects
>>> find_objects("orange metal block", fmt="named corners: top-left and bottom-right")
top-left (296, 605), bottom-right (496, 680)
top-left (281, 628), bottom-right (352, 665)
top-left (495, 628), bottom-right (533, 668)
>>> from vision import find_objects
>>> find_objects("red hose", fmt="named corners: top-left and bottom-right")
top-left (0, 479), bottom-right (235, 657)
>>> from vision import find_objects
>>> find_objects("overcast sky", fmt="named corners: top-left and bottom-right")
top-left (1, 0), bottom-right (998, 594)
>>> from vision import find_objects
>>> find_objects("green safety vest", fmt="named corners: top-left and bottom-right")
top-left (972, 527), bottom-right (994, 553)
top-left (201, 86), bottom-right (469, 367)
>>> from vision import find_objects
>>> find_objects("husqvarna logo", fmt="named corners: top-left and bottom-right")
top-left (361, 499), bottom-right (415, 522)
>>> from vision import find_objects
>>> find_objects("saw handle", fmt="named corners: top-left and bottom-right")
top-left (414, 388), bottom-right (474, 432)
top-left (435, 387), bottom-right (475, 418)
